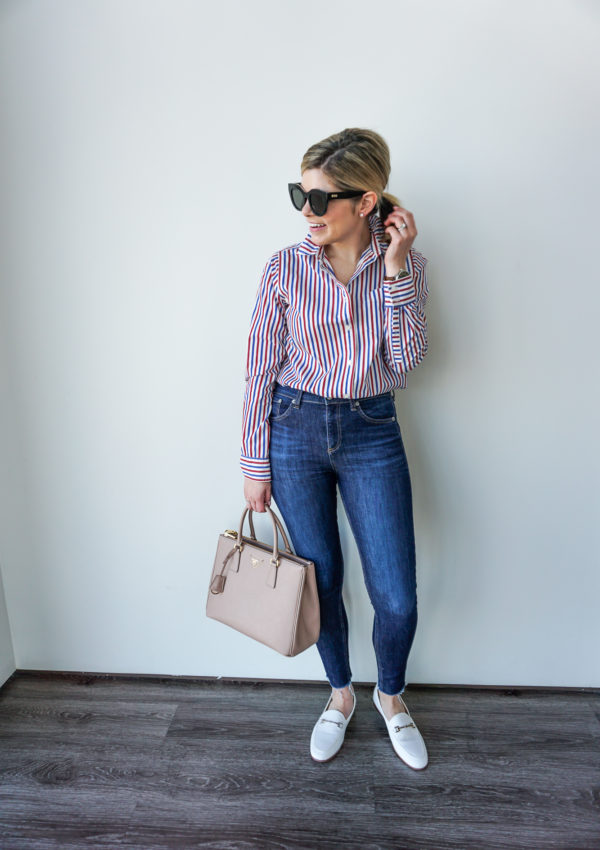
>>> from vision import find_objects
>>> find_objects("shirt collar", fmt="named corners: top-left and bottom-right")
top-left (297, 210), bottom-right (389, 260)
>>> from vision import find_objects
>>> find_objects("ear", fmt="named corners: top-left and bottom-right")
top-left (358, 191), bottom-right (378, 217)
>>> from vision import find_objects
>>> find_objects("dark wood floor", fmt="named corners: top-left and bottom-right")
top-left (0, 673), bottom-right (598, 849)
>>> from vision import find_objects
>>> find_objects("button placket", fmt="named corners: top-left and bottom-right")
top-left (342, 287), bottom-right (356, 396)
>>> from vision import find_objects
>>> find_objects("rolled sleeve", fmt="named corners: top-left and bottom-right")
top-left (382, 250), bottom-right (429, 374)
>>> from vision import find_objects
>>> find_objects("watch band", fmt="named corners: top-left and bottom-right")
top-left (384, 268), bottom-right (410, 281)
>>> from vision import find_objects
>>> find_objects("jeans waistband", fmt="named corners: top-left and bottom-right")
top-left (273, 382), bottom-right (394, 406)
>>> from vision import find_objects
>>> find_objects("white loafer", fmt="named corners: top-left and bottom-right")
top-left (310, 683), bottom-right (356, 762)
top-left (373, 685), bottom-right (428, 770)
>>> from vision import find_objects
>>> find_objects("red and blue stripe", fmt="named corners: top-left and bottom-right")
top-left (241, 212), bottom-right (429, 480)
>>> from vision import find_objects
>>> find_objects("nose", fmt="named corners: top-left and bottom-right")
top-left (301, 197), bottom-right (312, 216)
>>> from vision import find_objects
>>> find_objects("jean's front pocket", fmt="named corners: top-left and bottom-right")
top-left (355, 394), bottom-right (396, 424)
top-left (270, 394), bottom-right (295, 422)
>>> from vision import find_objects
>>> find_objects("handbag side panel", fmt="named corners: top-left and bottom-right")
top-left (289, 563), bottom-right (321, 656)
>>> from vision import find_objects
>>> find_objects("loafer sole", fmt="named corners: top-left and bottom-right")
top-left (311, 746), bottom-right (346, 764)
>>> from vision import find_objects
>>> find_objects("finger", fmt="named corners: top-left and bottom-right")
top-left (386, 206), bottom-right (416, 232)
top-left (391, 219), bottom-right (416, 241)
top-left (384, 225), bottom-right (401, 244)
top-left (393, 206), bottom-right (415, 222)
top-left (384, 213), bottom-right (409, 234)
top-left (385, 223), bottom-right (411, 244)
top-left (393, 213), bottom-right (410, 231)
top-left (396, 210), bottom-right (417, 236)
top-left (384, 205), bottom-right (410, 218)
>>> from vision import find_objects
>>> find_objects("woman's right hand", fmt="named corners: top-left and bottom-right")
top-left (243, 476), bottom-right (272, 513)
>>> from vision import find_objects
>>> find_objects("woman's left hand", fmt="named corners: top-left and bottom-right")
top-left (383, 206), bottom-right (417, 276)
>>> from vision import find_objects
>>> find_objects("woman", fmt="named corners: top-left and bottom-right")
top-left (240, 128), bottom-right (429, 769)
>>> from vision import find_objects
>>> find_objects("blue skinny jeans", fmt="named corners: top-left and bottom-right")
top-left (269, 382), bottom-right (418, 696)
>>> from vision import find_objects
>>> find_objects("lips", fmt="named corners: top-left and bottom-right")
top-left (309, 223), bottom-right (326, 230)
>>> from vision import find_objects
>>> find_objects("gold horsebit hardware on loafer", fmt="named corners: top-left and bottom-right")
top-left (394, 722), bottom-right (416, 732)
top-left (320, 718), bottom-right (344, 728)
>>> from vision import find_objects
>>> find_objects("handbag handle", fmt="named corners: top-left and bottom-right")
top-left (238, 505), bottom-right (293, 565)
top-left (210, 505), bottom-right (295, 595)
top-left (245, 506), bottom-right (293, 554)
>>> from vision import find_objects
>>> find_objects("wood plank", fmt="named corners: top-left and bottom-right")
top-left (0, 676), bottom-right (598, 849)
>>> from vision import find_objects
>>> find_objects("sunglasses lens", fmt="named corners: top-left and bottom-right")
top-left (290, 185), bottom-right (306, 211)
top-left (309, 191), bottom-right (327, 216)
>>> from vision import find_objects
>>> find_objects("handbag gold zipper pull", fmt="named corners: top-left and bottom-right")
top-left (224, 529), bottom-right (238, 539)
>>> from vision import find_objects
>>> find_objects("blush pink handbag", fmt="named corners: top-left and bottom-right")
top-left (206, 505), bottom-right (320, 657)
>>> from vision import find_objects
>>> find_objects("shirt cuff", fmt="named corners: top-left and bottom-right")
top-left (240, 455), bottom-right (271, 481)
top-left (383, 274), bottom-right (417, 308)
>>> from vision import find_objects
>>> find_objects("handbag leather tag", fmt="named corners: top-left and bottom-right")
top-left (210, 575), bottom-right (226, 594)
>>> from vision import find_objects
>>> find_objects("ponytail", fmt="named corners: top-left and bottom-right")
top-left (377, 191), bottom-right (402, 242)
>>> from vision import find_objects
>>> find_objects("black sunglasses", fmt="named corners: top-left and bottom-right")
top-left (288, 183), bottom-right (365, 217)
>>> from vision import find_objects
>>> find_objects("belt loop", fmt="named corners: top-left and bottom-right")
top-left (292, 388), bottom-right (303, 408)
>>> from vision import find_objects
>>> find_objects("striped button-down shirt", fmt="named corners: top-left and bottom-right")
top-left (241, 210), bottom-right (429, 481)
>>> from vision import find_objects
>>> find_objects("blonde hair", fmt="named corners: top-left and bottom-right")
top-left (300, 128), bottom-right (400, 239)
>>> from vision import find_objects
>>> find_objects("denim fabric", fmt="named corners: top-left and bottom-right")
top-left (269, 381), bottom-right (418, 695)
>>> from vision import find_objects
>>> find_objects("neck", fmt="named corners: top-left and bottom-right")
top-left (324, 221), bottom-right (372, 266)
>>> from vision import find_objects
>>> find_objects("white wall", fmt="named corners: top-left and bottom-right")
top-left (0, 0), bottom-right (598, 688)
